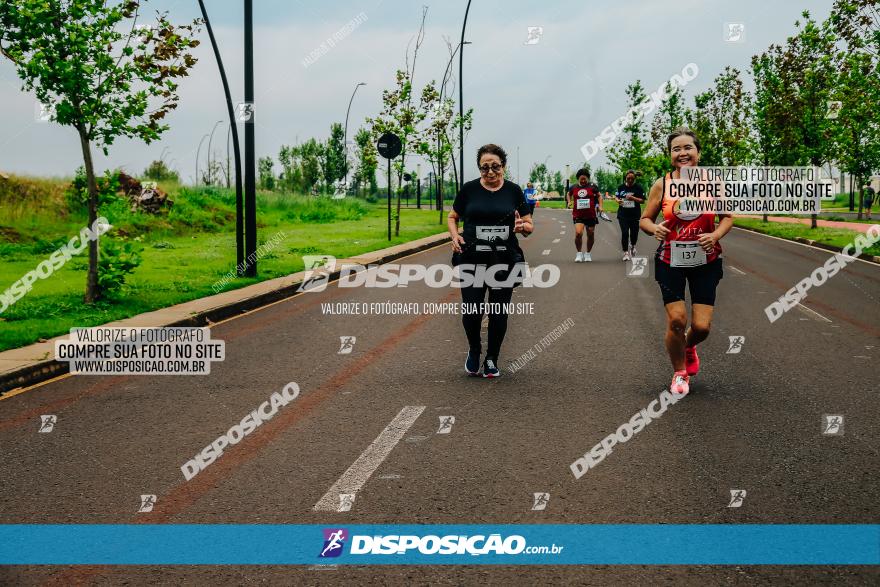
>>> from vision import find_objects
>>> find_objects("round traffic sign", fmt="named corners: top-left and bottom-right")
top-left (377, 132), bottom-right (402, 159)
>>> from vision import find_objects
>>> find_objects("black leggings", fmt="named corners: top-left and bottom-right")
top-left (460, 285), bottom-right (514, 360)
top-left (618, 216), bottom-right (639, 251)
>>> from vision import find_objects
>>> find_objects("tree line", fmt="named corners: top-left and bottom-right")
top-left (602, 0), bottom-right (879, 221)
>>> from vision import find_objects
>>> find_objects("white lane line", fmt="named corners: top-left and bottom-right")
top-left (552, 238), bottom-right (560, 243)
top-left (314, 405), bottom-right (425, 511)
top-left (728, 265), bottom-right (746, 275)
top-left (796, 303), bottom-right (832, 323)
top-left (542, 249), bottom-right (551, 255)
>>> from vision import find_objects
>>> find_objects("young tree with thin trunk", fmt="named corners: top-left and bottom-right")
top-left (0, 0), bottom-right (199, 302)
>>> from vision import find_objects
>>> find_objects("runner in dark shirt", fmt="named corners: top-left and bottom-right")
top-left (616, 170), bottom-right (646, 261)
top-left (448, 144), bottom-right (533, 378)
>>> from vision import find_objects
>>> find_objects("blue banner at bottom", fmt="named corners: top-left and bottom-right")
top-left (0, 525), bottom-right (877, 565)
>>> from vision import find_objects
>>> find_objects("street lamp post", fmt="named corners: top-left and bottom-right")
top-left (458, 0), bottom-right (473, 192)
top-left (206, 119), bottom-right (223, 185)
top-left (198, 0), bottom-right (244, 273)
top-left (243, 0), bottom-right (257, 277)
top-left (343, 82), bottom-right (366, 194)
top-left (195, 133), bottom-right (209, 185)
top-left (416, 163), bottom-right (421, 209)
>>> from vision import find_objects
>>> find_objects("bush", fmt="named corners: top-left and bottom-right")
top-left (65, 167), bottom-right (122, 212)
top-left (98, 237), bottom-right (143, 295)
top-left (143, 160), bottom-right (180, 182)
top-left (281, 197), bottom-right (368, 223)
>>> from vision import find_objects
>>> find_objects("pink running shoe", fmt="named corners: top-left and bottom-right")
top-left (685, 345), bottom-right (700, 377)
top-left (670, 370), bottom-right (690, 395)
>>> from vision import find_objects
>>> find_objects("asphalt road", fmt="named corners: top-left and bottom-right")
top-left (1, 208), bottom-right (878, 585)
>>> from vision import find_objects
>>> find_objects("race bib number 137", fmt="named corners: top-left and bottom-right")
top-left (670, 241), bottom-right (707, 267)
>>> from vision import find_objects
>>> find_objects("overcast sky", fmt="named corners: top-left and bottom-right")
top-left (0, 0), bottom-right (836, 184)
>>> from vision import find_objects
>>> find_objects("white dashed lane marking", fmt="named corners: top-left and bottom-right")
top-left (796, 303), bottom-right (832, 323)
top-left (314, 406), bottom-right (425, 511)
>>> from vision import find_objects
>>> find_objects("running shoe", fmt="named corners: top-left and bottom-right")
top-left (685, 345), bottom-right (700, 377)
top-left (465, 350), bottom-right (481, 376)
top-left (482, 358), bottom-right (501, 378)
top-left (630, 245), bottom-right (637, 256)
top-left (670, 370), bottom-right (690, 395)
top-left (575, 252), bottom-right (584, 262)
top-left (622, 251), bottom-right (631, 261)
top-left (583, 252), bottom-right (592, 262)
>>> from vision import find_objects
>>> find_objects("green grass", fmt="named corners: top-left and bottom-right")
top-left (535, 199), bottom-right (621, 212)
top-left (734, 218), bottom-right (880, 258)
top-left (0, 176), bottom-right (448, 351)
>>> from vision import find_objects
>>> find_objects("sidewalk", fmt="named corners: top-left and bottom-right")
top-left (737, 215), bottom-right (876, 233)
top-left (0, 232), bottom-right (450, 394)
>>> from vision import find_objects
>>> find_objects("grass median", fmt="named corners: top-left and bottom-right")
top-left (0, 177), bottom-right (448, 352)
top-left (734, 217), bottom-right (880, 258)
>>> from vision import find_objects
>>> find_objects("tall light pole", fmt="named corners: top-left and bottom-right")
top-left (207, 120), bottom-right (223, 185)
top-left (198, 0), bottom-right (244, 273)
top-left (516, 146), bottom-right (520, 185)
top-left (416, 163), bottom-right (421, 209)
top-left (344, 82), bottom-right (366, 192)
top-left (244, 0), bottom-right (257, 277)
top-left (226, 125), bottom-right (232, 188)
top-left (458, 0), bottom-right (473, 192)
top-left (195, 133), bottom-right (209, 185)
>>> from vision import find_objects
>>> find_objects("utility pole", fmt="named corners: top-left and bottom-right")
top-left (243, 0), bottom-right (257, 277)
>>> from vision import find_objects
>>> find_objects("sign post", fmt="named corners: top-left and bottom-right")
top-left (377, 132), bottom-right (402, 241)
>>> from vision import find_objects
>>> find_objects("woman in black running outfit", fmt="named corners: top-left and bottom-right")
top-left (448, 144), bottom-right (533, 378)
top-left (616, 170), bottom-right (645, 261)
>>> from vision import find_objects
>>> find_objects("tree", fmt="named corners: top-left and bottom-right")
top-left (143, 159), bottom-right (179, 182)
top-left (353, 126), bottom-right (378, 195)
top-left (300, 138), bottom-right (324, 194)
top-left (323, 122), bottom-right (346, 188)
top-left (650, 82), bottom-right (688, 155)
top-left (828, 0), bottom-right (880, 219)
top-left (595, 167), bottom-right (623, 194)
top-left (258, 156), bottom-right (275, 191)
top-left (778, 11), bottom-right (838, 227)
top-left (368, 7), bottom-right (430, 233)
top-left (607, 81), bottom-right (654, 176)
top-left (0, 1), bottom-right (199, 302)
top-left (278, 144), bottom-right (304, 193)
top-left (696, 67), bottom-right (754, 166)
top-left (528, 163), bottom-right (549, 191)
top-left (549, 170), bottom-right (564, 195)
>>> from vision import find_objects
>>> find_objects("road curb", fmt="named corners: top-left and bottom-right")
top-left (0, 232), bottom-right (451, 395)
top-left (733, 224), bottom-right (880, 265)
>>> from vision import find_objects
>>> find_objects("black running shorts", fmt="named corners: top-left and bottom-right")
top-left (654, 257), bottom-right (724, 306)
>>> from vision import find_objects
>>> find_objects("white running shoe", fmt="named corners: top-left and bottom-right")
top-left (630, 245), bottom-right (637, 256)
top-left (575, 252), bottom-right (584, 262)
top-left (623, 251), bottom-right (631, 261)
top-left (583, 252), bottom-right (592, 262)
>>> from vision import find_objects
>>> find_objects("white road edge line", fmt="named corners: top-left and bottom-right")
top-left (314, 405), bottom-right (425, 512)
top-left (796, 302), bottom-right (833, 323)
top-left (728, 265), bottom-right (746, 275)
